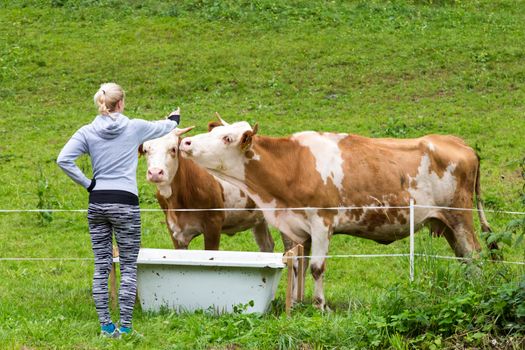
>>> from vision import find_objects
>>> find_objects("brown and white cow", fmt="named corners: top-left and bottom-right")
top-left (139, 127), bottom-right (274, 252)
top-left (180, 117), bottom-right (495, 310)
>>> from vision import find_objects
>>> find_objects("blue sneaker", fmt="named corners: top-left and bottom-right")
top-left (118, 326), bottom-right (132, 335)
top-left (100, 322), bottom-right (117, 338)
top-left (116, 326), bottom-right (143, 339)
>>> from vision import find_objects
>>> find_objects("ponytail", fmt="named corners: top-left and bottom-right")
top-left (93, 83), bottom-right (125, 117)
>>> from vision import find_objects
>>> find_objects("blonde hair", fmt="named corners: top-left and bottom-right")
top-left (93, 82), bottom-right (125, 117)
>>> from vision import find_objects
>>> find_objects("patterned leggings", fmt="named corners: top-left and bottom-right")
top-left (87, 203), bottom-right (141, 328)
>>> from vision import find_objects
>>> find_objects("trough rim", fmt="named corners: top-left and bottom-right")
top-left (136, 248), bottom-right (286, 269)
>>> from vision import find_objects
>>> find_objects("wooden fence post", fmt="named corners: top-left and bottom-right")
top-left (282, 244), bottom-right (305, 316)
top-left (109, 245), bottom-right (119, 309)
top-left (296, 244), bottom-right (305, 302)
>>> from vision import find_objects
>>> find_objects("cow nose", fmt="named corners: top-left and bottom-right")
top-left (147, 168), bottom-right (165, 182)
top-left (184, 139), bottom-right (191, 147)
top-left (148, 168), bottom-right (164, 176)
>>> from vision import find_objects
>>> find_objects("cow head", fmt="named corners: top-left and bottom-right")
top-left (140, 126), bottom-right (194, 198)
top-left (180, 116), bottom-right (258, 181)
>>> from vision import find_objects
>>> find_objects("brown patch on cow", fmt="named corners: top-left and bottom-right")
top-left (318, 209), bottom-right (337, 228)
top-left (363, 209), bottom-right (393, 233)
top-left (417, 135), bottom-right (475, 179)
top-left (244, 137), bottom-right (317, 206)
top-left (339, 135), bottom-right (422, 201)
top-left (237, 195), bottom-right (257, 214)
top-left (245, 196), bottom-right (257, 209)
top-left (246, 136), bottom-right (345, 211)
top-left (346, 208), bottom-right (364, 223)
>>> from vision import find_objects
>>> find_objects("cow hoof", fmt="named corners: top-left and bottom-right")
top-left (313, 297), bottom-right (330, 312)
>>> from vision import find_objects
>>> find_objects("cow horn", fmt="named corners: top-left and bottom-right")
top-left (175, 126), bottom-right (195, 136)
top-left (252, 123), bottom-right (259, 135)
top-left (215, 112), bottom-right (230, 126)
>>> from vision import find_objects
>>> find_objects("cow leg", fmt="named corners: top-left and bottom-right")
top-left (310, 230), bottom-right (330, 311)
top-left (166, 218), bottom-right (181, 249)
top-left (251, 221), bottom-right (275, 252)
top-left (203, 231), bottom-right (221, 250)
top-left (437, 212), bottom-right (481, 258)
top-left (281, 232), bottom-right (296, 252)
top-left (299, 238), bottom-right (312, 302)
top-left (203, 215), bottom-right (223, 250)
top-left (168, 224), bottom-right (192, 249)
top-left (166, 214), bottom-right (190, 249)
top-left (169, 230), bottom-right (181, 249)
top-left (172, 232), bottom-right (190, 249)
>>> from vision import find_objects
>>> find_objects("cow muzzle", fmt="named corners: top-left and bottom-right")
top-left (147, 168), bottom-right (166, 183)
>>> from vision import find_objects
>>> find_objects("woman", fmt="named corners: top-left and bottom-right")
top-left (57, 82), bottom-right (180, 338)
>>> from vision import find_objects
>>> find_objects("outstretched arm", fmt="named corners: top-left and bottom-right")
top-left (136, 108), bottom-right (181, 143)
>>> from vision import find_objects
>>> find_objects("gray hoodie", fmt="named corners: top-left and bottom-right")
top-left (57, 113), bottom-right (177, 196)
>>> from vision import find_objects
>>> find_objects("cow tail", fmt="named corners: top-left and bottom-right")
top-left (475, 154), bottom-right (499, 252)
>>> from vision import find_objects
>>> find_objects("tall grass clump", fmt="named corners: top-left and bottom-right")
top-left (371, 258), bottom-right (525, 349)
top-left (482, 157), bottom-right (525, 260)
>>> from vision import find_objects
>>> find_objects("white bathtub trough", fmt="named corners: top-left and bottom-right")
top-left (136, 248), bottom-right (285, 314)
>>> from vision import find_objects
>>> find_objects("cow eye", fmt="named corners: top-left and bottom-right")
top-left (223, 135), bottom-right (233, 144)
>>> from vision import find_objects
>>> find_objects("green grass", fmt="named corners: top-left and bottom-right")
top-left (1, 0), bottom-right (524, 349)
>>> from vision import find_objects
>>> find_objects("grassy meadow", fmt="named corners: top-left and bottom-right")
top-left (0, 0), bottom-right (524, 349)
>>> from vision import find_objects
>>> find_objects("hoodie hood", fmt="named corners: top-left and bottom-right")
top-left (91, 113), bottom-right (130, 139)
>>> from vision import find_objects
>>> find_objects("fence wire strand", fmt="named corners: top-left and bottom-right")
top-left (0, 205), bottom-right (523, 215)
top-left (0, 204), bottom-right (524, 266)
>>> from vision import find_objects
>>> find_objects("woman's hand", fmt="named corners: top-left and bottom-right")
top-left (167, 107), bottom-right (180, 124)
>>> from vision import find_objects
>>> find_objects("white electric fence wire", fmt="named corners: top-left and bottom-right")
top-left (1, 204), bottom-right (524, 266)
top-left (0, 205), bottom-right (523, 214)
top-left (409, 198), bottom-right (415, 281)
top-left (413, 204), bottom-right (525, 215)
top-left (0, 206), bottom-right (410, 213)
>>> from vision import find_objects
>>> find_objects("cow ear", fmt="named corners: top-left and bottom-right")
top-left (138, 144), bottom-right (145, 157)
top-left (175, 126), bottom-right (195, 136)
top-left (240, 130), bottom-right (254, 151)
top-left (208, 121), bottom-right (222, 132)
